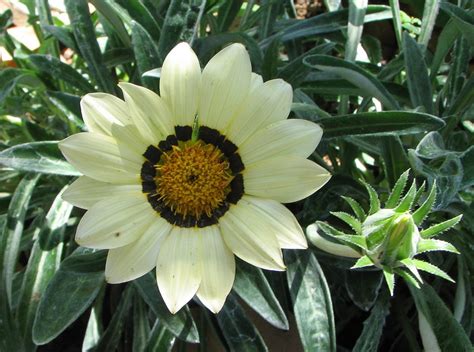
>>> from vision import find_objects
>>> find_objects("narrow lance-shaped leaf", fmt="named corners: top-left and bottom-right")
top-left (216, 293), bottom-right (268, 352)
top-left (417, 239), bottom-right (459, 254)
top-left (403, 32), bottom-right (434, 113)
top-left (286, 251), bottom-right (336, 352)
top-left (303, 55), bottom-right (399, 109)
top-left (1, 174), bottom-right (40, 306)
top-left (0, 141), bottom-right (81, 176)
top-left (64, 0), bottom-right (117, 94)
top-left (233, 260), bottom-right (289, 330)
top-left (316, 221), bottom-right (368, 250)
top-left (331, 211), bottom-right (362, 234)
top-left (394, 180), bottom-right (417, 212)
top-left (363, 181), bottom-right (380, 215)
top-left (341, 196), bottom-right (366, 221)
top-left (408, 284), bottom-right (472, 350)
top-left (32, 249), bottom-right (106, 345)
top-left (316, 111), bottom-right (445, 139)
top-left (420, 215), bottom-right (462, 238)
top-left (412, 259), bottom-right (454, 282)
top-left (144, 320), bottom-right (176, 352)
top-left (133, 273), bottom-right (199, 343)
top-left (351, 255), bottom-right (374, 269)
top-left (382, 267), bottom-right (395, 296)
top-left (412, 181), bottom-right (437, 225)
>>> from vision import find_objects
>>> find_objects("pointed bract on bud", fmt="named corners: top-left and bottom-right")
top-left (382, 213), bottom-right (420, 264)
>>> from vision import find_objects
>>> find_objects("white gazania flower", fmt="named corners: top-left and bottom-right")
top-left (59, 42), bottom-right (331, 314)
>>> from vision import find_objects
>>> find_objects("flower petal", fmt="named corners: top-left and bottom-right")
top-left (220, 200), bottom-right (285, 271)
top-left (119, 82), bottom-right (174, 144)
top-left (226, 79), bottom-right (292, 146)
top-left (59, 132), bottom-right (142, 184)
top-left (156, 227), bottom-right (201, 314)
top-left (243, 195), bottom-right (307, 249)
top-left (63, 176), bottom-right (141, 209)
top-left (250, 73), bottom-right (263, 92)
top-left (239, 119), bottom-right (323, 165)
top-left (110, 123), bottom-right (149, 156)
top-left (105, 217), bottom-right (172, 283)
top-left (81, 93), bottom-right (131, 135)
top-left (160, 42), bottom-right (201, 126)
top-left (199, 43), bottom-right (251, 131)
top-left (76, 195), bottom-right (155, 249)
top-left (244, 156), bottom-right (331, 203)
top-left (196, 226), bottom-right (235, 313)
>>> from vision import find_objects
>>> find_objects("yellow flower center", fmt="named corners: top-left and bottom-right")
top-left (155, 141), bottom-right (233, 219)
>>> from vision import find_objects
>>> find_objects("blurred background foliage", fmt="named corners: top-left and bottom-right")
top-left (0, 0), bottom-right (472, 351)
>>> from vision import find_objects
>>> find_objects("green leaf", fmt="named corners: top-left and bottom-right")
top-left (331, 211), bottom-right (362, 233)
top-left (317, 221), bottom-right (367, 250)
top-left (1, 173), bottom-right (40, 306)
top-left (157, 0), bottom-right (195, 63)
top-left (95, 285), bottom-right (134, 352)
top-left (363, 181), bottom-right (380, 215)
top-left (233, 260), bottom-right (288, 330)
top-left (262, 37), bottom-right (280, 81)
top-left (217, 0), bottom-right (243, 33)
top-left (258, 0), bottom-right (282, 39)
top-left (341, 196), bottom-right (366, 221)
top-left (0, 69), bottom-right (44, 104)
top-left (16, 189), bottom-right (69, 348)
top-left (353, 292), bottom-right (390, 352)
top-left (304, 55), bottom-right (399, 109)
top-left (345, 270), bottom-right (383, 311)
top-left (64, 0), bottom-right (117, 94)
top-left (388, 0), bottom-right (402, 49)
top-left (420, 215), bottom-right (462, 239)
top-left (394, 180), bottom-right (417, 212)
top-left (29, 54), bottom-right (95, 94)
top-left (351, 255), bottom-right (374, 269)
top-left (216, 292), bottom-right (267, 352)
top-left (286, 251), bottom-right (336, 352)
top-left (131, 21), bottom-right (161, 92)
top-left (395, 268), bottom-right (420, 289)
top-left (144, 320), bottom-right (176, 352)
top-left (402, 32), bottom-right (434, 113)
top-left (400, 258), bottom-right (423, 282)
top-left (412, 181), bottom-right (436, 225)
top-left (0, 141), bottom-right (80, 176)
top-left (279, 42), bottom-right (335, 87)
top-left (133, 273), bottom-right (199, 343)
top-left (42, 25), bottom-right (78, 52)
top-left (439, 2), bottom-right (474, 48)
top-left (382, 267), bottom-right (395, 296)
top-left (32, 249), bottom-right (106, 345)
top-left (260, 5), bottom-right (392, 47)
top-left (38, 187), bottom-right (73, 250)
top-left (316, 111), bottom-right (444, 139)
top-left (408, 284), bottom-right (472, 351)
top-left (89, 0), bottom-right (131, 47)
top-left (412, 259), bottom-right (454, 282)
top-left (417, 0), bottom-right (440, 49)
top-left (380, 137), bottom-right (410, 189)
top-left (430, 19), bottom-right (459, 81)
top-left (417, 239), bottom-right (459, 254)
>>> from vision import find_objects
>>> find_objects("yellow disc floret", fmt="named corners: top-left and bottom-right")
top-left (155, 141), bottom-right (233, 219)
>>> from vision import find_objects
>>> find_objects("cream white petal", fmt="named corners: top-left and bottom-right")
top-left (110, 124), bottom-right (149, 156)
top-left (76, 195), bottom-right (155, 249)
top-left (119, 82), bottom-right (174, 144)
top-left (244, 156), bottom-right (331, 203)
top-left (156, 227), bottom-right (201, 314)
top-left (63, 176), bottom-right (141, 209)
top-left (160, 42), bottom-right (201, 126)
top-left (105, 217), bottom-right (173, 284)
top-left (250, 73), bottom-right (263, 92)
top-left (199, 43), bottom-right (251, 131)
top-left (196, 226), bottom-right (235, 313)
top-left (219, 200), bottom-right (285, 271)
top-left (59, 132), bottom-right (142, 184)
top-left (239, 119), bottom-right (323, 165)
top-left (243, 195), bottom-right (307, 249)
top-left (81, 93), bottom-right (131, 135)
top-left (225, 79), bottom-right (292, 146)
